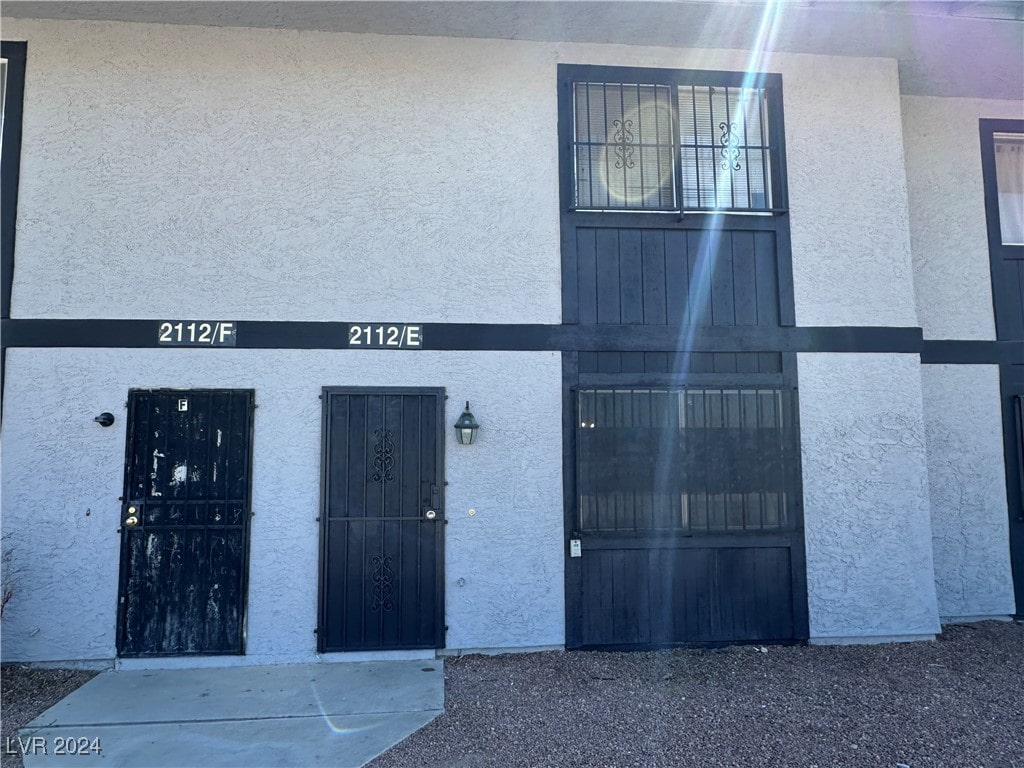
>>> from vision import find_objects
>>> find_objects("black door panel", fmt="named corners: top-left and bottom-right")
top-left (118, 389), bottom-right (254, 657)
top-left (319, 388), bottom-right (445, 651)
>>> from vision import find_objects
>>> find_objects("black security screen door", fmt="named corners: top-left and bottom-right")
top-left (117, 389), bottom-right (254, 657)
top-left (573, 387), bottom-right (805, 646)
top-left (319, 388), bottom-right (445, 651)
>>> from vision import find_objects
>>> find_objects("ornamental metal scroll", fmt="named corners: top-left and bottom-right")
top-left (719, 121), bottom-right (742, 172)
top-left (612, 118), bottom-right (636, 170)
top-left (371, 428), bottom-right (396, 483)
top-left (370, 554), bottom-right (395, 612)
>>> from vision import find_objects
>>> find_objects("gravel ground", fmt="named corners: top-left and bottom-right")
top-left (1, 666), bottom-right (98, 768)
top-left (0, 623), bottom-right (1018, 768)
top-left (371, 621), bottom-right (1023, 768)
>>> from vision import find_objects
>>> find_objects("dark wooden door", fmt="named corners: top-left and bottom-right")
top-left (319, 388), bottom-right (445, 651)
top-left (117, 389), bottom-right (254, 657)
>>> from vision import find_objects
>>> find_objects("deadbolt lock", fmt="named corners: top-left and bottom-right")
top-left (425, 510), bottom-right (437, 520)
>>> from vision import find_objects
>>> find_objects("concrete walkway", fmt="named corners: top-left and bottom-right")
top-left (19, 661), bottom-right (443, 767)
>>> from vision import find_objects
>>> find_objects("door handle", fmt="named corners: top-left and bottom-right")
top-left (424, 509), bottom-right (437, 520)
top-left (124, 505), bottom-right (139, 527)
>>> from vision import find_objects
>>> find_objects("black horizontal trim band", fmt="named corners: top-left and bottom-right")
top-left (921, 340), bottom-right (1024, 365)
top-left (0, 319), bottom-right (931, 354)
top-left (10, 322), bottom-right (1018, 362)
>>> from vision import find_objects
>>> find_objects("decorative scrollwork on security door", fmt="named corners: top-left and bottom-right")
top-left (612, 118), bottom-right (636, 170)
top-left (371, 428), bottom-right (396, 483)
top-left (370, 554), bottom-right (395, 612)
top-left (719, 121), bottom-right (742, 172)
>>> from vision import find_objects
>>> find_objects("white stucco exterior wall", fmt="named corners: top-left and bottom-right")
top-left (901, 94), bottom-right (1024, 340)
top-left (782, 56), bottom-right (917, 327)
top-left (0, 18), bottom-right (964, 654)
top-left (900, 95), bottom-right (1021, 621)
top-left (0, 348), bottom-right (564, 664)
top-left (798, 353), bottom-right (940, 640)
top-left (920, 365), bottom-right (1014, 619)
top-left (4, 19), bottom-right (563, 324)
top-left (5, 18), bottom-right (916, 329)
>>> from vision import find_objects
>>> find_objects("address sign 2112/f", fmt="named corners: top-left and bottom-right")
top-left (158, 321), bottom-right (237, 346)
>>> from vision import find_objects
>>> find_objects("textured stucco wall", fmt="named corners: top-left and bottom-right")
top-left (901, 95), bottom-right (1024, 340)
top-left (781, 56), bottom-right (917, 327)
top-left (0, 18), bottom-right (956, 653)
top-left (920, 365), bottom-right (1015, 618)
top-left (3, 19), bottom-right (563, 323)
top-left (5, 18), bottom-right (915, 327)
top-left (0, 348), bottom-right (563, 663)
top-left (798, 353), bottom-right (940, 639)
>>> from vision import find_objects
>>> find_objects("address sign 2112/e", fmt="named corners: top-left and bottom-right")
top-left (348, 324), bottom-right (423, 348)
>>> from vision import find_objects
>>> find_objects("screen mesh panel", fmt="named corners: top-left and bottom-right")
top-left (577, 388), bottom-right (795, 533)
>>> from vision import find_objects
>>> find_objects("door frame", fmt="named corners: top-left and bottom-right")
top-left (316, 386), bottom-right (447, 652)
top-left (556, 62), bottom-right (807, 648)
top-left (562, 369), bottom-right (809, 648)
top-left (115, 388), bottom-right (256, 657)
top-left (979, 118), bottom-right (1024, 616)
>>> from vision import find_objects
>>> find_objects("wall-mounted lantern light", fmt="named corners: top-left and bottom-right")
top-left (94, 412), bottom-right (115, 427)
top-left (454, 401), bottom-right (480, 445)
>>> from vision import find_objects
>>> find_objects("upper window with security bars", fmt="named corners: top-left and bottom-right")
top-left (569, 70), bottom-right (780, 213)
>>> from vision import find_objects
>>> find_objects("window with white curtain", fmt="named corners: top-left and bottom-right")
top-left (994, 132), bottom-right (1024, 245)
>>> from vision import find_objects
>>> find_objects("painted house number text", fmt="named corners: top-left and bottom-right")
top-left (348, 324), bottom-right (423, 349)
top-left (158, 321), bottom-right (237, 346)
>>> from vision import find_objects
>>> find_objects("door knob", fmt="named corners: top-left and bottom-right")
top-left (424, 509), bottom-right (437, 520)
top-left (125, 515), bottom-right (139, 527)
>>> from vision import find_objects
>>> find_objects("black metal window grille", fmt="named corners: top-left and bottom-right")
top-left (573, 82), bottom-right (676, 210)
top-left (679, 85), bottom-right (771, 210)
top-left (576, 388), bottom-right (795, 533)
top-left (570, 77), bottom-right (776, 213)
